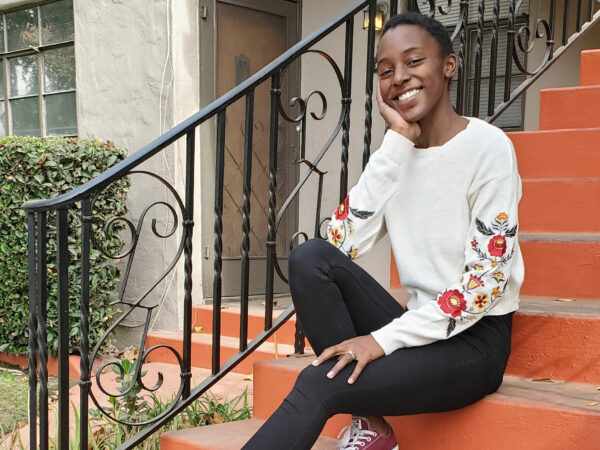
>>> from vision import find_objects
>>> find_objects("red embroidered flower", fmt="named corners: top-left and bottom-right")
top-left (471, 239), bottom-right (478, 248)
top-left (466, 274), bottom-right (485, 290)
top-left (334, 196), bottom-right (350, 220)
top-left (488, 235), bottom-right (507, 257)
top-left (438, 290), bottom-right (467, 318)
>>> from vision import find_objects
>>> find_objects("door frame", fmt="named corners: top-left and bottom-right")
top-left (199, 0), bottom-right (301, 301)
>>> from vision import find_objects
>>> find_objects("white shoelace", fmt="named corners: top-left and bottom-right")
top-left (336, 419), bottom-right (378, 449)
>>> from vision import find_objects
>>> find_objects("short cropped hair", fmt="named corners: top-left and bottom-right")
top-left (381, 12), bottom-right (454, 57)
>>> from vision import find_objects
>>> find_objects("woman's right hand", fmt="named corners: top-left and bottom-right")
top-left (376, 84), bottom-right (421, 143)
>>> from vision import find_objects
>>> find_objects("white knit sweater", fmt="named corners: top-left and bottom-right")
top-left (326, 117), bottom-right (524, 355)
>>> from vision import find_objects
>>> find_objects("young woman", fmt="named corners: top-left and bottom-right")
top-left (243, 12), bottom-right (523, 450)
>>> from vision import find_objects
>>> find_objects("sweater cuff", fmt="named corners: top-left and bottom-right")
top-left (377, 129), bottom-right (415, 165)
top-left (371, 323), bottom-right (404, 356)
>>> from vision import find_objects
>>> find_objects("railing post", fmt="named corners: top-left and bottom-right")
top-left (340, 17), bottom-right (354, 202)
top-left (182, 130), bottom-right (195, 396)
top-left (362, 0), bottom-right (376, 169)
top-left (212, 111), bottom-right (226, 375)
top-left (27, 212), bottom-right (38, 450)
top-left (79, 201), bottom-right (92, 450)
top-left (36, 211), bottom-right (49, 449)
top-left (562, 0), bottom-right (570, 45)
top-left (265, 72), bottom-right (281, 331)
top-left (504, 0), bottom-right (517, 102)
top-left (488, 0), bottom-right (501, 116)
top-left (472, 0), bottom-right (485, 117)
top-left (56, 208), bottom-right (70, 449)
top-left (456, 0), bottom-right (469, 114)
top-left (390, 0), bottom-right (398, 16)
top-left (240, 90), bottom-right (255, 352)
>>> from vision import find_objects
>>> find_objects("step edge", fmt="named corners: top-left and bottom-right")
top-left (519, 232), bottom-right (600, 242)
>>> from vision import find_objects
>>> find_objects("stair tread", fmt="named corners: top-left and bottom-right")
top-left (519, 232), bottom-right (600, 242)
top-left (518, 296), bottom-right (600, 317)
top-left (160, 418), bottom-right (338, 450)
top-left (147, 330), bottom-right (297, 353)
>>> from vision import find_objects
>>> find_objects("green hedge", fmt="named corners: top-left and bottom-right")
top-left (0, 136), bottom-right (129, 357)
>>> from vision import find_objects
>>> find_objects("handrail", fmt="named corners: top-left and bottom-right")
top-left (23, 0), bottom-right (372, 213)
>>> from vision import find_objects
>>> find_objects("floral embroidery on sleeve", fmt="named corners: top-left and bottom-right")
top-left (327, 195), bottom-right (375, 259)
top-left (438, 212), bottom-right (517, 336)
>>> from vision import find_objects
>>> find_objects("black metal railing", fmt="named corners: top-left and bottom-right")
top-left (23, 1), bottom-right (599, 448)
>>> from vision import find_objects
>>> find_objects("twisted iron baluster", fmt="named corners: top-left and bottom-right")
top-left (56, 208), bottom-right (70, 449)
top-left (363, 0), bottom-right (376, 169)
top-left (472, 0), bottom-right (485, 117)
top-left (488, 0), bottom-right (501, 116)
top-left (504, 0), bottom-right (517, 102)
top-left (390, 0), bottom-right (399, 16)
top-left (240, 90), bottom-right (255, 352)
top-left (27, 213), bottom-right (37, 450)
top-left (549, 0), bottom-right (557, 59)
top-left (577, 0), bottom-right (583, 31)
top-left (212, 111), bottom-right (226, 375)
top-left (79, 201), bottom-right (92, 450)
top-left (340, 17), bottom-right (353, 203)
top-left (456, 0), bottom-right (468, 114)
top-left (182, 130), bottom-right (195, 396)
top-left (265, 73), bottom-right (281, 330)
top-left (35, 210), bottom-right (49, 449)
top-left (562, 0), bottom-right (570, 45)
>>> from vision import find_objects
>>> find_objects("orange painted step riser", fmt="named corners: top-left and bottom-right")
top-left (508, 129), bottom-right (600, 179)
top-left (520, 180), bottom-right (600, 233)
top-left (145, 335), bottom-right (284, 374)
top-left (388, 401), bottom-right (599, 450)
top-left (580, 50), bottom-right (600, 86)
top-left (520, 241), bottom-right (600, 299)
top-left (192, 307), bottom-right (298, 346)
top-left (539, 86), bottom-right (600, 130)
top-left (508, 313), bottom-right (600, 384)
top-left (393, 243), bottom-right (600, 298)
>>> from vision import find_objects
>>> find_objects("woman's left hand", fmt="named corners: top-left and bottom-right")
top-left (312, 335), bottom-right (385, 384)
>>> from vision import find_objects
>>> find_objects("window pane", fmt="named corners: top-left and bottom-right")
top-left (45, 92), bottom-right (76, 135)
top-left (0, 102), bottom-right (6, 137)
top-left (6, 8), bottom-right (39, 52)
top-left (44, 46), bottom-right (75, 92)
top-left (11, 97), bottom-right (40, 136)
top-left (41, 0), bottom-right (74, 45)
top-left (9, 56), bottom-right (39, 97)
top-left (0, 18), bottom-right (5, 53)
top-left (0, 60), bottom-right (4, 99)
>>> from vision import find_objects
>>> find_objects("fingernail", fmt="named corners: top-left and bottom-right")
top-left (348, 378), bottom-right (354, 384)
top-left (327, 371), bottom-right (334, 378)
top-left (312, 360), bottom-right (319, 366)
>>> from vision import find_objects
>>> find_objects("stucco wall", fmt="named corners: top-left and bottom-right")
top-left (300, 0), bottom-right (391, 289)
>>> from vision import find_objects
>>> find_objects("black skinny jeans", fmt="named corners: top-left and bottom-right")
top-left (243, 239), bottom-right (513, 450)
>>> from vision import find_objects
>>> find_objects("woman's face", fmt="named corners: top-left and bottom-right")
top-left (377, 24), bottom-right (456, 124)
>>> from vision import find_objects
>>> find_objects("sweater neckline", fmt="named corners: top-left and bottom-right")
top-left (412, 116), bottom-right (473, 157)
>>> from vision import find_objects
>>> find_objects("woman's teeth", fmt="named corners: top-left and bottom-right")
top-left (398, 89), bottom-right (420, 101)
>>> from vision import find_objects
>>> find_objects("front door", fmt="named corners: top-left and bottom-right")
top-left (201, 0), bottom-right (299, 300)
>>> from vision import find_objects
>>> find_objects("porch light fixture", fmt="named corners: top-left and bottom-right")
top-left (363, 2), bottom-right (388, 31)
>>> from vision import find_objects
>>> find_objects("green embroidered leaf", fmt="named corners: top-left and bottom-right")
top-left (446, 318), bottom-right (456, 337)
top-left (349, 206), bottom-right (375, 220)
top-left (476, 218), bottom-right (495, 235)
top-left (505, 224), bottom-right (518, 237)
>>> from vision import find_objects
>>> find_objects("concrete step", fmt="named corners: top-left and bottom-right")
top-left (519, 234), bottom-right (600, 299)
top-left (145, 330), bottom-right (303, 374)
top-left (580, 49), bottom-right (600, 86)
top-left (191, 301), bottom-right (298, 346)
top-left (539, 85), bottom-right (600, 129)
top-left (160, 418), bottom-right (339, 449)
top-left (509, 297), bottom-right (600, 384)
top-left (520, 178), bottom-right (600, 233)
top-left (253, 357), bottom-right (600, 449)
top-left (508, 128), bottom-right (600, 179)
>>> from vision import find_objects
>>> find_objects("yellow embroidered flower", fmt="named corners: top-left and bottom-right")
top-left (492, 272), bottom-right (504, 283)
top-left (496, 212), bottom-right (508, 222)
top-left (466, 274), bottom-right (484, 290)
top-left (347, 248), bottom-right (358, 259)
top-left (328, 226), bottom-right (343, 247)
top-left (491, 287), bottom-right (501, 298)
top-left (473, 293), bottom-right (490, 312)
top-left (491, 260), bottom-right (498, 268)
top-left (474, 264), bottom-right (483, 271)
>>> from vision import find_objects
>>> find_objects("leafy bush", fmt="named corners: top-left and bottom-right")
top-left (0, 136), bottom-right (129, 357)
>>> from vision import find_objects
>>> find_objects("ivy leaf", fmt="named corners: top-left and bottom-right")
top-left (475, 218), bottom-right (495, 236)
top-left (349, 207), bottom-right (375, 220)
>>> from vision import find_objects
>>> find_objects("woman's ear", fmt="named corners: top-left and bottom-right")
top-left (443, 53), bottom-right (458, 79)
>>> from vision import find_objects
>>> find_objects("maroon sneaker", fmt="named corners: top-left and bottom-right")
top-left (336, 416), bottom-right (398, 450)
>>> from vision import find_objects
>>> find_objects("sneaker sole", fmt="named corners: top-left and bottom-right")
top-left (391, 446), bottom-right (399, 450)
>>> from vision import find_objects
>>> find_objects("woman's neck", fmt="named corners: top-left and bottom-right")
top-left (414, 100), bottom-right (468, 149)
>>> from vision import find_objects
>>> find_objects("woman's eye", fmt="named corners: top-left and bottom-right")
top-left (408, 58), bottom-right (424, 66)
top-left (379, 68), bottom-right (393, 77)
